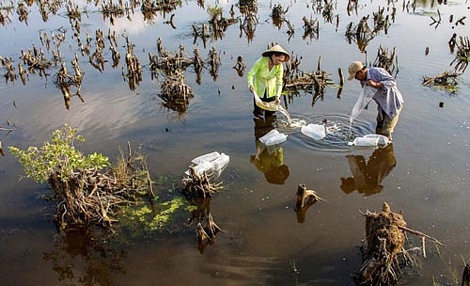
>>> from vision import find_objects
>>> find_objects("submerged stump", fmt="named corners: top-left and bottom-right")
top-left (356, 202), bottom-right (407, 285)
top-left (294, 183), bottom-right (324, 223)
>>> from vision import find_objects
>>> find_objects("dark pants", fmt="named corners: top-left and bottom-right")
top-left (375, 105), bottom-right (403, 139)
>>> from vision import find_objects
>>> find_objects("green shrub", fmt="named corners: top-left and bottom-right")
top-left (9, 124), bottom-right (109, 183)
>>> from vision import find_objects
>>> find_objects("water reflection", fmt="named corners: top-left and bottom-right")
top-left (184, 196), bottom-right (220, 254)
top-left (232, 55), bottom-right (246, 77)
top-left (1, 0), bottom-right (469, 284)
top-left (250, 116), bottom-right (290, 185)
top-left (43, 228), bottom-right (125, 286)
top-left (294, 196), bottom-right (316, 223)
top-left (340, 144), bottom-right (396, 196)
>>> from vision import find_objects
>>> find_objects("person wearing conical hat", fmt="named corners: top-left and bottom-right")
top-left (347, 61), bottom-right (404, 141)
top-left (247, 44), bottom-right (290, 120)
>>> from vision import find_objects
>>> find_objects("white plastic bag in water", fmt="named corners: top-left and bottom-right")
top-left (212, 153), bottom-right (230, 172)
top-left (349, 86), bottom-right (377, 123)
top-left (185, 151), bottom-right (230, 177)
top-left (301, 124), bottom-right (326, 140)
top-left (348, 134), bottom-right (390, 147)
top-left (364, 134), bottom-right (390, 146)
top-left (191, 151), bottom-right (221, 165)
top-left (259, 129), bottom-right (288, 146)
top-left (348, 136), bottom-right (379, 147)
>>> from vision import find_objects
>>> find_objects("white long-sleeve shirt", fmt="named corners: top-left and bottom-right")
top-left (360, 67), bottom-right (404, 119)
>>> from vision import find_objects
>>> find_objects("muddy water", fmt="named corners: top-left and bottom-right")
top-left (1, 0), bottom-right (470, 285)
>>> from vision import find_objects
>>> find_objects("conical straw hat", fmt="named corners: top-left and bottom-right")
top-left (262, 44), bottom-right (290, 62)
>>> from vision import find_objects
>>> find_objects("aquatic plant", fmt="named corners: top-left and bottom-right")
top-left (9, 124), bottom-right (109, 183)
top-left (8, 124), bottom-right (154, 230)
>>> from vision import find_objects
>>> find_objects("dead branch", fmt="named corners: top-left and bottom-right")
top-left (422, 71), bottom-right (460, 86)
top-left (398, 225), bottom-right (443, 247)
top-left (294, 183), bottom-right (325, 209)
top-left (48, 142), bottom-right (152, 230)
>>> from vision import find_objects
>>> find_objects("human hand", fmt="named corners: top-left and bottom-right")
top-left (366, 80), bottom-right (382, 88)
top-left (249, 85), bottom-right (254, 93)
top-left (274, 97), bottom-right (280, 104)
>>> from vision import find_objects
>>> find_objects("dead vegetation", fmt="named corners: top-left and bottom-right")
top-left (53, 53), bottom-right (84, 109)
top-left (294, 183), bottom-right (325, 223)
top-left (207, 5), bottom-right (238, 41)
top-left (463, 264), bottom-right (470, 286)
top-left (181, 167), bottom-right (224, 253)
top-left (0, 0), bottom-right (466, 117)
top-left (284, 54), bottom-right (335, 106)
top-left (20, 45), bottom-right (53, 77)
top-left (1, 56), bottom-right (17, 83)
top-left (160, 70), bottom-right (193, 113)
top-left (373, 45), bottom-right (399, 76)
top-left (122, 34), bottom-right (142, 91)
top-left (422, 71), bottom-right (460, 87)
top-left (345, 5), bottom-right (394, 52)
top-left (0, 5), bottom-right (13, 26)
top-left (53, 62), bottom-right (79, 106)
top-left (148, 38), bottom-right (223, 112)
top-left (189, 5), bottom-right (238, 47)
top-left (271, 3), bottom-right (288, 29)
top-left (355, 202), bottom-right (443, 285)
top-left (148, 39), bottom-right (197, 112)
top-left (450, 35), bottom-right (470, 73)
top-left (301, 16), bottom-right (319, 40)
top-left (141, 0), bottom-right (182, 21)
top-left (238, 2), bottom-right (258, 43)
top-left (47, 143), bottom-right (154, 230)
top-left (1, 0), bottom-right (469, 283)
top-left (232, 55), bottom-right (246, 77)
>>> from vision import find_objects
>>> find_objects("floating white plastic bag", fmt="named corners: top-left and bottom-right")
top-left (259, 129), bottom-right (288, 146)
top-left (348, 134), bottom-right (390, 147)
top-left (349, 86), bottom-right (377, 124)
top-left (348, 136), bottom-right (379, 147)
top-left (364, 134), bottom-right (390, 146)
top-left (301, 124), bottom-right (326, 140)
top-left (186, 160), bottom-right (214, 176)
top-left (253, 90), bottom-right (279, 111)
top-left (191, 151), bottom-right (221, 165)
top-left (185, 151), bottom-right (230, 177)
top-left (212, 153), bottom-right (230, 172)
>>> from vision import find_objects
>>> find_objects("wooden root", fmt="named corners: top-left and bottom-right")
top-left (48, 142), bottom-right (151, 230)
top-left (356, 202), bottom-right (443, 285)
top-left (295, 183), bottom-right (322, 209)
top-left (293, 183), bottom-right (325, 223)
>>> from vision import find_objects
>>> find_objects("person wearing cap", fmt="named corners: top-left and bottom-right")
top-left (347, 61), bottom-right (404, 140)
top-left (247, 44), bottom-right (290, 119)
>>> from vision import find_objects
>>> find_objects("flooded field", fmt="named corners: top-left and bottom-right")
top-left (1, 0), bottom-right (470, 285)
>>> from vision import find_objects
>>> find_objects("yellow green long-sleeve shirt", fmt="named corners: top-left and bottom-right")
top-left (247, 57), bottom-right (284, 99)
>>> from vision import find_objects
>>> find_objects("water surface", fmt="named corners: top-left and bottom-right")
top-left (1, 0), bottom-right (470, 285)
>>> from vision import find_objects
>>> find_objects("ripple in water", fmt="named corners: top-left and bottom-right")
top-left (275, 110), bottom-right (374, 151)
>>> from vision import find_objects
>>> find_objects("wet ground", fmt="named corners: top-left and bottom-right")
top-left (1, 0), bottom-right (470, 285)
